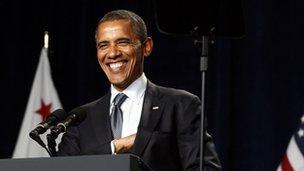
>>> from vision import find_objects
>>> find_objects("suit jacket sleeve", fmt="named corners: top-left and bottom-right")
top-left (176, 95), bottom-right (221, 171)
top-left (57, 95), bottom-right (113, 156)
top-left (57, 125), bottom-right (112, 156)
top-left (56, 125), bottom-right (81, 156)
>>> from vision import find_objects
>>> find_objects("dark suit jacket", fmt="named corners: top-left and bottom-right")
top-left (57, 81), bottom-right (221, 171)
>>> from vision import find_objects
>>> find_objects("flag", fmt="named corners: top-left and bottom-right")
top-left (277, 115), bottom-right (304, 171)
top-left (12, 47), bottom-right (62, 158)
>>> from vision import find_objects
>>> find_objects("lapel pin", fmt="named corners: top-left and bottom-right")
top-left (152, 106), bottom-right (159, 110)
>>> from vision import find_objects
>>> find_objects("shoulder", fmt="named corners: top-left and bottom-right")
top-left (157, 84), bottom-right (197, 98)
top-left (77, 93), bottom-right (110, 117)
top-left (70, 93), bottom-right (110, 127)
top-left (148, 82), bottom-right (200, 104)
top-left (81, 97), bottom-right (102, 109)
top-left (81, 93), bottom-right (109, 108)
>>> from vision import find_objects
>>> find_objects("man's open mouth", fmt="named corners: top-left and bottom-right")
top-left (108, 61), bottom-right (127, 72)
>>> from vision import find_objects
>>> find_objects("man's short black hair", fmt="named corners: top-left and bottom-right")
top-left (95, 9), bottom-right (148, 43)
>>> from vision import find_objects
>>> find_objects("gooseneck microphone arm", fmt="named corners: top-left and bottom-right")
top-left (46, 132), bottom-right (58, 156)
top-left (29, 109), bottom-right (67, 157)
top-left (46, 107), bottom-right (87, 156)
top-left (29, 132), bottom-right (53, 157)
top-left (46, 114), bottom-right (78, 157)
top-left (50, 113), bottom-right (78, 138)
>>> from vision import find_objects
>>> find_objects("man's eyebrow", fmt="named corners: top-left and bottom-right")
top-left (115, 37), bottom-right (131, 42)
top-left (96, 38), bottom-right (132, 47)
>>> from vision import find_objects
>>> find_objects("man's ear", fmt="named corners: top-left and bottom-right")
top-left (143, 37), bottom-right (153, 58)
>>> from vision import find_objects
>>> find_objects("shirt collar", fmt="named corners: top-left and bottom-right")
top-left (111, 73), bottom-right (147, 104)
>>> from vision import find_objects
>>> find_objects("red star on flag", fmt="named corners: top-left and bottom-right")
top-left (35, 99), bottom-right (52, 121)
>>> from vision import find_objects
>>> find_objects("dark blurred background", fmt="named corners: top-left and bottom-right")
top-left (1, 0), bottom-right (304, 170)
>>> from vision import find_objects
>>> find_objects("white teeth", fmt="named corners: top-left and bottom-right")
top-left (109, 62), bottom-right (123, 69)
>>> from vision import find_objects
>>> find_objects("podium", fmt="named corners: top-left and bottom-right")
top-left (0, 154), bottom-right (151, 171)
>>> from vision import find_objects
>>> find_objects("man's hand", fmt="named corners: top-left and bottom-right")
top-left (113, 134), bottom-right (136, 153)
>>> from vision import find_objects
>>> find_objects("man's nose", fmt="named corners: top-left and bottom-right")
top-left (107, 45), bottom-right (122, 58)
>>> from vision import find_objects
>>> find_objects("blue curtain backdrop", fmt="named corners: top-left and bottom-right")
top-left (1, 0), bottom-right (304, 170)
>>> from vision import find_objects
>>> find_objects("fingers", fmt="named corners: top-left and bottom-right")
top-left (113, 134), bottom-right (136, 153)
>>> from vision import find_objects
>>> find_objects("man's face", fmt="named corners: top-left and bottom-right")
top-left (96, 20), bottom-right (152, 91)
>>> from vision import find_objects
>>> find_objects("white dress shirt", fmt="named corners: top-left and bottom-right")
top-left (110, 73), bottom-right (147, 153)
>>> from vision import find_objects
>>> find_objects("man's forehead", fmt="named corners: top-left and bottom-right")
top-left (101, 25), bottom-right (123, 34)
top-left (96, 21), bottom-right (139, 42)
top-left (98, 19), bottom-right (130, 29)
top-left (98, 20), bottom-right (131, 33)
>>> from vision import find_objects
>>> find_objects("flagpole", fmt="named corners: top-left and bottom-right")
top-left (28, 31), bottom-right (54, 157)
top-left (44, 31), bottom-right (49, 49)
top-left (44, 31), bottom-right (55, 156)
top-left (43, 31), bottom-right (57, 157)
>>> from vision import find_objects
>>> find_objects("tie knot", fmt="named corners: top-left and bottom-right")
top-left (113, 93), bottom-right (127, 107)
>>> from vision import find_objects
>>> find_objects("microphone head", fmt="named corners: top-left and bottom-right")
top-left (68, 107), bottom-right (87, 126)
top-left (30, 109), bottom-right (67, 137)
top-left (49, 108), bottom-right (68, 121)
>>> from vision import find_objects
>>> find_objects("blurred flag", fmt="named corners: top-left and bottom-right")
top-left (277, 115), bottom-right (304, 171)
top-left (12, 45), bottom-right (62, 158)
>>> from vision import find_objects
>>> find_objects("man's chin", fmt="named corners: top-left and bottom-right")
top-left (110, 79), bottom-right (128, 91)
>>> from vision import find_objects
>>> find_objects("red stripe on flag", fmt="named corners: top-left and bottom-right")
top-left (281, 154), bottom-right (294, 171)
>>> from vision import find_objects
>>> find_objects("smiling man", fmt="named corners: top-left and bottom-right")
top-left (57, 9), bottom-right (221, 171)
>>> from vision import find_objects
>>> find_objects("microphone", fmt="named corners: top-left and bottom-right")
top-left (29, 109), bottom-right (67, 138)
top-left (50, 107), bottom-right (87, 137)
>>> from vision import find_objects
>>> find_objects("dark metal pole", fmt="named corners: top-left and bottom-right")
top-left (199, 35), bottom-right (208, 171)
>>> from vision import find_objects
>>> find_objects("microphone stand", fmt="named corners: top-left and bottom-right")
top-left (29, 134), bottom-right (53, 157)
top-left (46, 127), bottom-right (63, 157)
top-left (46, 132), bottom-right (58, 157)
top-left (192, 27), bottom-right (214, 171)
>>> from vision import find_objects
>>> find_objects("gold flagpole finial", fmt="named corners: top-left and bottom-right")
top-left (44, 31), bottom-right (49, 49)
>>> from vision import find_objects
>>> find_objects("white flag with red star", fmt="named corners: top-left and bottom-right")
top-left (12, 47), bottom-right (62, 158)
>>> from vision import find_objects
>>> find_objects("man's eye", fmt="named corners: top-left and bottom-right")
top-left (98, 44), bottom-right (108, 49)
top-left (117, 40), bottom-right (131, 46)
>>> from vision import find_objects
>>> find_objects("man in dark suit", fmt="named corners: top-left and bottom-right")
top-left (57, 9), bottom-right (221, 171)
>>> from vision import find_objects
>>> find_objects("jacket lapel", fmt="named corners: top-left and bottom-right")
top-left (133, 81), bottom-right (164, 156)
top-left (91, 92), bottom-right (114, 145)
